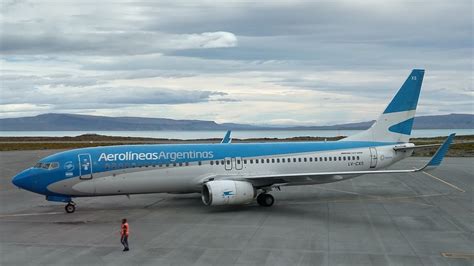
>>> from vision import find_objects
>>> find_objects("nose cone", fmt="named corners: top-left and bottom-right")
top-left (12, 168), bottom-right (34, 191)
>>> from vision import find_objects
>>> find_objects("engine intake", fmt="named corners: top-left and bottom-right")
top-left (202, 180), bottom-right (256, 206)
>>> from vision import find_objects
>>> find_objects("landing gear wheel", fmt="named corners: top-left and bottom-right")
top-left (257, 193), bottom-right (274, 207)
top-left (65, 203), bottom-right (76, 213)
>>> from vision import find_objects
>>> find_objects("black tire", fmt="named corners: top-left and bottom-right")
top-left (65, 203), bottom-right (75, 213)
top-left (257, 193), bottom-right (274, 207)
top-left (257, 193), bottom-right (265, 206)
top-left (262, 194), bottom-right (274, 207)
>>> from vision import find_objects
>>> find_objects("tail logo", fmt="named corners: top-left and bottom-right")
top-left (388, 118), bottom-right (415, 135)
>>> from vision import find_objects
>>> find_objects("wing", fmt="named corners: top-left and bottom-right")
top-left (221, 130), bottom-right (232, 144)
top-left (205, 133), bottom-right (455, 187)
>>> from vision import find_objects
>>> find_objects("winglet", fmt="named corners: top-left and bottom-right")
top-left (221, 130), bottom-right (232, 144)
top-left (422, 133), bottom-right (455, 171)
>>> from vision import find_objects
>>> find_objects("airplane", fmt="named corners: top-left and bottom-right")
top-left (12, 69), bottom-right (456, 213)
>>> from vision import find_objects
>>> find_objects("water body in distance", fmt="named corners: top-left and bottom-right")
top-left (0, 129), bottom-right (472, 139)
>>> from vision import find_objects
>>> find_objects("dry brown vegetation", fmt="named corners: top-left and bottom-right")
top-left (0, 134), bottom-right (472, 156)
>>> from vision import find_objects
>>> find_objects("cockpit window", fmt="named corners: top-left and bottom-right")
top-left (49, 162), bottom-right (59, 169)
top-left (34, 162), bottom-right (59, 170)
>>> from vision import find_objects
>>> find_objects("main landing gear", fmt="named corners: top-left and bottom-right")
top-left (65, 202), bottom-right (76, 213)
top-left (257, 193), bottom-right (274, 207)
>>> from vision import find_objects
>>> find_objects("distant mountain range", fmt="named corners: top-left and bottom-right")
top-left (0, 113), bottom-right (472, 131)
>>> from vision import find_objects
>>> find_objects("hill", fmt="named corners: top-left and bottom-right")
top-left (0, 113), bottom-right (472, 131)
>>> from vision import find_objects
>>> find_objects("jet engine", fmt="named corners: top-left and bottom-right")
top-left (201, 180), bottom-right (256, 206)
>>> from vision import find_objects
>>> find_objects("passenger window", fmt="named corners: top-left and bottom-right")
top-left (227, 160), bottom-right (231, 165)
top-left (105, 163), bottom-right (110, 169)
top-left (304, 158), bottom-right (307, 162)
top-left (266, 159), bottom-right (270, 163)
top-left (357, 156), bottom-right (360, 160)
top-left (309, 158), bottom-right (312, 162)
top-left (261, 159), bottom-right (265, 163)
top-left (166, 163), bottom-right (169, 167)
top-left (329, 157), bottom-right (332, 161)
top-left (179, 162), bottom-right (183, 167)
top-left (282, 158), bottom-right (285, 163)
top-left (352, 156), bottom-right (356, 160)
top-left (237, 160), bottom-right (241, 164)
top-left (314, 157), bottom-right (318, 162)
top-left (210, 161), bottom-right (214, 166)
top-left (271, 159), bottom-right (275, 163)
top-left (256, 159), bottom-right (259, 164)
top-left (198, 161), bottom-right (202, 166)
top-left (159, 164), bottom-right (163, 167)
top-left (324, 157), bottom-right (327, 161)
top-left (293, 158), bottom-right (297, 163)
top-left (243, 159), bottom-right (247, 164)
top-left (216, 160), bottom-right (220, 165)
top-left (250, 159), bottom-right (254, 164)
top-left (277, 158), bottom-right (280, 163)
top-left (338, 157), bottom-right (341, 161)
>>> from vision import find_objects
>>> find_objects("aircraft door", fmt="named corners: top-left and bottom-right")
top-left (78, 153), bottom-right (93, 179)
top-left (235, 157), bottom-right (243, 170)
top-left (369, 147), bottom-right (378, 168)
top-left (224, 157), bottom-right (232, 170)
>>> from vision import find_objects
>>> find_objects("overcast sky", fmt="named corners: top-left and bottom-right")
top-left (0, 0), bottom-right (472, 125)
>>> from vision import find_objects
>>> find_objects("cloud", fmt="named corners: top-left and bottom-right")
top-left (177, 32), bottom-right (237, 49)
top-left (0, 0), bottom-right (472, 123)
top-left (0, 84), bottom-right (230, 105)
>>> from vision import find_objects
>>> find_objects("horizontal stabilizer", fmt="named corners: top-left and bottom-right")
top-left (424, 133), bottom-right (455, 170)
top-left (393, 143), bottom-right (442, 151)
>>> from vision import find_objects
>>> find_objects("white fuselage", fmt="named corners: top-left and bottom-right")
top-left (47, 144), bottom-right (412, 197)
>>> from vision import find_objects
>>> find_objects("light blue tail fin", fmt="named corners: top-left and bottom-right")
top-left (344, 69), bottom-right (425, 143)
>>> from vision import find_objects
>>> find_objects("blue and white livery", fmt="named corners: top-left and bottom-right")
top-left (12, 69), bottom-right (455, 213)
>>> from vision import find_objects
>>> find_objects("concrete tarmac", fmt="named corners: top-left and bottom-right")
top-left (0, 150), bottom-right (473, 266)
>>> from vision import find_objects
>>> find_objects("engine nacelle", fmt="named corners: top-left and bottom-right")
top-left (201, 180), bottom-right (256, 206)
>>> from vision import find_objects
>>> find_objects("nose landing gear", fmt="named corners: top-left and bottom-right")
top-left (65, 202), bottom-right (76, 213)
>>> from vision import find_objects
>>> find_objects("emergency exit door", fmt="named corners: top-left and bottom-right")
top-left (78, 154), bottom-right (93, 179)
top-left (224, 157), bottom-right (232, 170)
top-left (235, 157), bottom-right (243, 170)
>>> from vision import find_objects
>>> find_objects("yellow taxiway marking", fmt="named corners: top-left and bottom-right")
top-left (422, 171), bottom-right (465, 193)
top-left (0, 212), bottom-right (63, 218)
top-left (286, 192), bottom-right (448, 207)
top-left (441, 252), bottom-right (474, 259)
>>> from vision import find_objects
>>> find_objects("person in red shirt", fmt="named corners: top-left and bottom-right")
top-left (120, 218), bottom-right (130, 251)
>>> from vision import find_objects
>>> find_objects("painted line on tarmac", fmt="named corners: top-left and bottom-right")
top-left (0, 212), bottom-right (63, 218)
top-left (422, 171), bottom-right (465, 193)
top-left (284, 192), bottom-right (449, 206)
top-left (314, 187), bottom-right (376, 197)
top-left (441, 252), bottom-right (474, 259)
